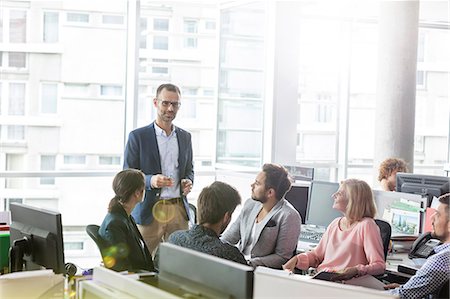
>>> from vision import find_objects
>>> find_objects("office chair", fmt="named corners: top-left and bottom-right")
top-left (86, 224), bottom-right (107, 260)
top-left (437, 279), bottom-right (449, 299)
top-left (375, 219), bottom-right (392, 260)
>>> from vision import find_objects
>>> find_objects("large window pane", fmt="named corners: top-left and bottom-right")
top-left (43, 12), bottom-right (59, 43)
top-left (8, 82), bottom-right (25, 115)
top-left (9, 10), bottom-right (26, 43)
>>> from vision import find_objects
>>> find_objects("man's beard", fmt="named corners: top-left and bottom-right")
top-left (252, 194), bottom-right (268, 204)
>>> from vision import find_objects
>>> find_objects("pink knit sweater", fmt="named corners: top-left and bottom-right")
top-left (296, 217), bottom-right (385, 276)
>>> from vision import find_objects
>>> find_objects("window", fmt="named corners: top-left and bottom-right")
top-left (140, 18), bottom-right (147, 49)
top-left (99, 155), bottom-right (121, 165)
top-left (153, 18), bottom-right (169, 31)
top-left (0, 12), bottom-right (3, 42)
top-left (152, 58), bottom-right (168, 74)
top-left (64, 83), bottom-right (89, 97)
top-left (100, 85), bottom-right (122, 97)
top-left (67, 12), bottom-right (89, 23)
top-left (184, 19), bottom-right (198, 48)
top-left (203, 89), bottom-right (214, 96)
top-left (184, 19), bottom-right (198, 33)
top-left (10, 10), bottom-right (26, 43)
top-left (7, 125), bottom-right (25, 140)
top-left (153, 36), bottom-right (168, 50)
top-left (64, 241), bottom-right (84, 250)
top-left (152, 67), bottom-right (168, 74)
top-left (416, 70), bottom-right (426, 89)
top-left (41, 83), bottom-right (58, 113)
top-left (184, 88), bottom-right (198, 95)
top-left (102, 15), bottom-right (124, 25)
top-left (43, 12), bottom-right (59, 42)
top-left (40, 155), bottom-right (56, 185)
top-left (8, 52), bottom-right (26, 68)
top-left (63, 155), bottom-right (86, 165)
top-left (8, 82), bottom-right (25, 115)
top-left (205, 20), bottom-right (216, 30)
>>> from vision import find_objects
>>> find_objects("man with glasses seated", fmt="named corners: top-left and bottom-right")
top-left (124, 83), bottom-right (194, 256)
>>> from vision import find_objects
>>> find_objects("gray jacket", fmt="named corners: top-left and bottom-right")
top-left (221, 198), bottom-right (301, 269)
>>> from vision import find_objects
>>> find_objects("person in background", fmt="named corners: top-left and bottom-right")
top-left (221, 164), bottom-right (301, 269)
top-left (378, 158), bottom-right (408, 191)
top-left (385, 193), bottom-right (450, 299)
top-left (99, 169), bottom-right (155, 272)
top-left (158, 181), bottom-right (246, 266)
top-left (124, 83), bottom-right (194, 255)
top-left (283, 179), bottom-right (385, 280)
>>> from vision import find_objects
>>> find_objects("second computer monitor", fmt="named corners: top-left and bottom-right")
top-left (306, 181), bottom-right (341, 227)
top-left (285, 182), bottom-right (310, 224)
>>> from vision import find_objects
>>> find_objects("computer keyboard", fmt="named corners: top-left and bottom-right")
top-left (299, 230), bottom-right (323, 243)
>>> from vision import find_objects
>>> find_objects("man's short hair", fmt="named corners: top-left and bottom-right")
top-left (262, 163), bottom-right (292, 201)
top-left (378, 158), bottom-right (408, 181)
top-left (439, 193), bottom-right (449, 214)
top-left (197, 181), bottom-right (241, 225)
top-left (155, 83), bottom-right (181, 98)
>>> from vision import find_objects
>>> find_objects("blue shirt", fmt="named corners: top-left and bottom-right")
top-left (390, 243), bottom-right (450, 299)
top-left (154, 123), bottom-right (180, 199)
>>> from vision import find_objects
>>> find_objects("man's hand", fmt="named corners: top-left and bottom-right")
top-left (151, 174), bottom-right (174, 188)
top-left (181, 179), bottom-right (193, 196)
top-left (384, 283), bottom-right (401, 290)
top-left (282, 256), bottom-right (298, 272)
top-left (330, 267), bottom-right (359, 281)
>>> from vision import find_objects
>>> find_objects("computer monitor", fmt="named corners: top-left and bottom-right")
top-left (285, 182), bottom-right (310, 224)
top-left (9, 203), bottom-right (65, 274)
top-left (396, 173), bottom-right (449, 205)
top-left (158, 243), bottom-right (253, 299)
top-left (306, 181), bottom-right (341, 227)
top-left (373, 190), bottom-right (427, 237)
top-left (283, 165), bottom-right (314, 181)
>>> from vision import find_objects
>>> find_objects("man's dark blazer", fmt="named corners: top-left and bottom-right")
top-left (124, 122), bottom-right (194, 225)
top-left (99, 204), bottom-right (155, 272)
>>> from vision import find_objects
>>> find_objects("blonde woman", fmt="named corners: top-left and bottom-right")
top-left (283, 179), bottom-right (385, 280)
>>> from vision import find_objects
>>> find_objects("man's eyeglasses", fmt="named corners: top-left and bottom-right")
top-left (159, 100), bottom-right (181, 108)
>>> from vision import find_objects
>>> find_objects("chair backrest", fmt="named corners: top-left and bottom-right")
top-left (437, 279), bottom-right (449, 299)
top-left (86, 224), bottom-right (107, 256)
top-left (375, 219), bottom-right (392, 260)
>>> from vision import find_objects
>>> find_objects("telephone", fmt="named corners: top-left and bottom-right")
top-left (409, 232), bottom-right (442, 259)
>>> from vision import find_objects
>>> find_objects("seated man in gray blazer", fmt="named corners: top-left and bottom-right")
top-left (221, 163), bottom-right (301, 269)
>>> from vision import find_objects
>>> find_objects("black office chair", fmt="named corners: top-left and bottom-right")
top-left (375, 219), bottom-right (392, 260)
top-left (437, 279), bottom-right (449, 299)
top-left (86, 224), bottom-right (107, 260)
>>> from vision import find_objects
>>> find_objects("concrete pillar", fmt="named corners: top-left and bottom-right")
top-left (374, 0), bottom-right (420, 181)
top-left (268, 2), bottom-right (300, 165)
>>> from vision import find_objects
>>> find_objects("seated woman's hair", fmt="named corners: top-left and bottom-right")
top-left (341, 179), bottom-right (376, 223)
top-left (378, 158), bottom-right (408, 181)
top-left (108, 169), bottom-right (145, 211)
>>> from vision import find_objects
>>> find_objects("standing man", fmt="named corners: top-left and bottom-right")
top-left (124, 83), bottom-right (194, 255)
top-left (386, 193), bottom-right (450, 298)
top-left (221, 163), bottom-right (301, 269)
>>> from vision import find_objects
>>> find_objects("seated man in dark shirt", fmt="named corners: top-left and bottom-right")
top-left (157, 181), bottom-right (247, 266)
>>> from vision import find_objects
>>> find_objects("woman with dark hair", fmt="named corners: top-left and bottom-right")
top-left (99, 169), bottom-right (155, 272)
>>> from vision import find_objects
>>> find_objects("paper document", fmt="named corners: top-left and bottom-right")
top-left (343, 275), bottom-right (386, 290)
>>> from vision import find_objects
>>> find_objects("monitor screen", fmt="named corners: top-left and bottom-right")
top-left (283, 165), bottom-right (314, 181)
top-left (9, 203), bottom-right (65, 274)
top-left (285, 182), bottom-right (309, 224)
top-left (373, 190), bottom-right (427, 237)
top-left (158, 243), bottom-right (253, 299)
top-left (306, 181), bottom-right (341, 227)
top-left (396, 173), bottom-right (449, 205)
